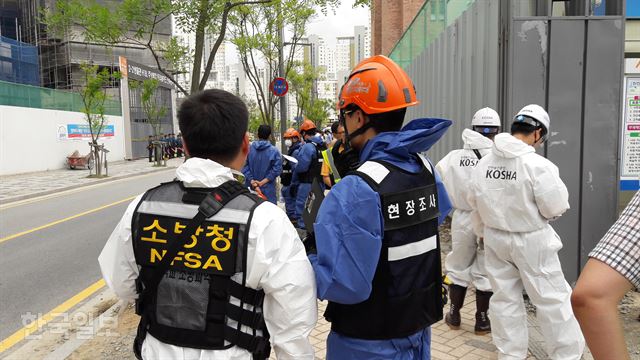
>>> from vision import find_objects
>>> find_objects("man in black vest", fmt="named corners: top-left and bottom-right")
top-left (309, 55), bottom-right (452, 359)
top-left (98, 89), bottom-right (317, 359)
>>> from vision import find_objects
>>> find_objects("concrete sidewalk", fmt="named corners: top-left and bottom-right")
top-left (0, 158), bottom-right (183, 204)
top-left (0, 165), bottom-right (583, 359)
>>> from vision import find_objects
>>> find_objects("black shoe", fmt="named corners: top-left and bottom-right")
top-left (445, 284), bottom-right (467, 330)
top-left (474, 290), bottom-right (493, 335)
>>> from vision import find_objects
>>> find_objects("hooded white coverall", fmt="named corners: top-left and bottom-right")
top-left (467, 133), bottom-right (584, 360)
top-left (98, 158), bottom-right (317, 360)
top-left (436, 129), bottom-right (493, 291)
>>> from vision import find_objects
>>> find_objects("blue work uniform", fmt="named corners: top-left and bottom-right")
top-left (282, 141), bottom-right (302, 220)
top-left (242, 140), bottom-right (282, 204)
top-left (293, 135), bottom-right (325, 229)
top-left (309, 118), bottom-right (453, 360)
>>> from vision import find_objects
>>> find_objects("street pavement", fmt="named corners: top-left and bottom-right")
top-left (0, 158), bottom-right (183, 204)
top-left (0, 167), bottom-right (177, 341)
top-left (0, 160), bottom-right (550, 359)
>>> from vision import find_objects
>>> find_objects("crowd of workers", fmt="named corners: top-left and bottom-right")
top-left (98, 55), bottom-right (639, 360)
top-left (147, 133), bottom-right (183, 162)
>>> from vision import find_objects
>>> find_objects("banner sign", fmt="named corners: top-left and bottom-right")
top-left (119, 56), bottom-right (175, 89)
top-left (620, 76), bottom-right (640, 191)
top-left (59, 124), bottom-right (115, 140)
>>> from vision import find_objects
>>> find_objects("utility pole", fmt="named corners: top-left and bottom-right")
top-left (278, 3), bottom-right (287, 153)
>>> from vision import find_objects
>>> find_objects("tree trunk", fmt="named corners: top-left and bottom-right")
top-left (190, 0), bottom-right (210, 94)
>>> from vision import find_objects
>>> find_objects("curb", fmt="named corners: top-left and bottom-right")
top-left (0, 165), bottom-right (177, 205)
top-left (42, 299), bottom-right (125, 360)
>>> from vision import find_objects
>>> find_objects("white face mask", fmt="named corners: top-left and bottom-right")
top-left (284, 139), bottom-right (292, 147)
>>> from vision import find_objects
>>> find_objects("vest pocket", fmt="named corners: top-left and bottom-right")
top-left (156, 272), bottom-right (210, 331)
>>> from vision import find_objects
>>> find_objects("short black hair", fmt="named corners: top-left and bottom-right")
top-left (303, 128), bottom-right (318, 136)
top-left (258, 124), bottom-right (271, 140)
top-left (178, 89), bottom-right (248, 163)
top-left (511, 121), bottom-right (547, 138)
top-left (331, 121), bottom-right (341, 134)
top-left (368, 108), bottom-right (406, 133)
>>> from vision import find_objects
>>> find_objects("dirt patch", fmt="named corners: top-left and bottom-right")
top-left (620, 291), bottom-right (640, 358)
top-left (68, 303), bottom-right (138, 360)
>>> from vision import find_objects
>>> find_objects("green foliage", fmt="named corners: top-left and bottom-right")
top-left (130, 78), bottom-right (168, 137)
top-left (304, 98), bottom-right (333, 124)
top-left (242, 96), bottom-right (263, 135)
top-left (78, 63), bottom-right (121, 143)
top-left (288, 61), bottom-right (323, 119)
top-left (43, 0), bottom-right (270, 96)
top-left (230, 0), bottom-right (334, 131)
top-left (353, 0), bottom-right (371, 8)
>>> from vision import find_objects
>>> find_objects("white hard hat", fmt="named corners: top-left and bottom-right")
top-left (514, 104), bottom-right (550, 133)
top-left (471, 107), bottom-right (501, 127)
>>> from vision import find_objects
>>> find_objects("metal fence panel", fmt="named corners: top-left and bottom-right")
top-left (405, 0), bottom-right (500, 163)
top-left (546, 20), bottom-right (586, 282)
top-left (509, 20), bottom-right (548, 120)
top-left (580, 19), bottom-right (624, 268)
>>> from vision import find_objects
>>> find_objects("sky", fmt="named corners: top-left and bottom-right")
top-left (226, 0), bottom-right (370, 64)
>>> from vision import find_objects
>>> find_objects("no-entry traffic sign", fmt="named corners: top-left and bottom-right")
top-left (270, 77), bottom-right (289, 97)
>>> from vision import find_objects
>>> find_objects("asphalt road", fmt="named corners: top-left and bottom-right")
top-left (0, 170), bottom-right (176, 341)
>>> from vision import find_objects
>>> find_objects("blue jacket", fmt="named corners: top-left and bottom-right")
top-left (242, 140), bottom-right (282, 204)
top-left (293, 135), bottom-right (325, 177)
top-left (309, 118), bottom-right (452, 359)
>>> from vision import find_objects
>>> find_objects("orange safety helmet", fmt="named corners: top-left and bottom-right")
top-left (299, 119), bottom-right (317, 132)
top-left (338, 55), bottom-right (419, 114)
top-left (283, 127), bottom-right (300, 139)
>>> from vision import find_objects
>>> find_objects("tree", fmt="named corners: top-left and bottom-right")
top-left (131, 79), bottom-right (168, 137)
top-left (130, 78), bottom-right (168, 166)
top-left (288, 61), bottom-right (323, 120)
top-left (44, 0), bottom-right (271, 96)
top-left (304, 98), bottom-right (333, 125)
top-left (230, 0), bottom-right (338, 132)
top-left (78, 63), bottom-right (120, 177)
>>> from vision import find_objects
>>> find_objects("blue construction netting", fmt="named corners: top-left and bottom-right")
top-left (0, 36), bottom-right (40, 86)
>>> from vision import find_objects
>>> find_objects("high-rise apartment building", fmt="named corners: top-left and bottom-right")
top-left (335, 36), bottom-right (355, 73)
top-left (354, 25), bottom-right (371, 64)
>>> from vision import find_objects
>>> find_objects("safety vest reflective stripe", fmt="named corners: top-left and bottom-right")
top-left (137, 200), bottom-right (251, 224)
top-left (322, 148), bottom-right (342, 183)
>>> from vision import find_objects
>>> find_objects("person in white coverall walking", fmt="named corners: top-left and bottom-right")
top-left (467, 104), bottom-right (585, 360)
top-left (436, 107), bottom-right (501, 335)
top-left (98, 89), bottom-right (317, 360)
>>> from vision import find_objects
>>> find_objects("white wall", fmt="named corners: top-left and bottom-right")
top-left (0, 105), bottom-right (126, 175)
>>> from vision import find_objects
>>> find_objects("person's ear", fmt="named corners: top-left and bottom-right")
top-left (182, 139), bottom-right (190, 156)
top-left (242, 133), bottom-right (250, 156)
top-left (355, 110), bottom-right (366, 128)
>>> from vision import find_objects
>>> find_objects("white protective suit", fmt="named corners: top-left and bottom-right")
top-left (98, 158), bottom-right (317, 360)
top-left (436, 129), bottom-right (493, 291)
top-left (467, 133), bottom-right (584, 360)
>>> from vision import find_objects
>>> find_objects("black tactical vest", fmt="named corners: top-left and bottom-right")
top-left (281, 145), bottom-right (299, 187)
top-left (324, 155), bottom-right (443, 339)
top-left (131, 181), bottom-right (270, 358)
top-left (298, 142), bottom-right (326, 184)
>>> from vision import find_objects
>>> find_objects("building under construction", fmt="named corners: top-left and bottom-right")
top-left (2, 0), bottom-right (172, 92)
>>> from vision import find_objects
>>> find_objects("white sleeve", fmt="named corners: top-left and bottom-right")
top-left (531, 161), bottom-right (570, 220)
top-left (98, 195), bottom-right (143, 301)
top-left (467, 168), bottom-right (484, 238)
top-left (246, 204), bottom-right (317, 360)
top-left (435, 153), bottom-right (450, 183)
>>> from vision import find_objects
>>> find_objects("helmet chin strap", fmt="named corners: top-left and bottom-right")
top-left (345, 121), bottom-right (374, 143)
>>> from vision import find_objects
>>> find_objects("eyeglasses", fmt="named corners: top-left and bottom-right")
top-left (339, 109), bottom-right (356, 125)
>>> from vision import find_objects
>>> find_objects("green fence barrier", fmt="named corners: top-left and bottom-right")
top-left (0, 80), bottom-right (122, 116)
top-left (389, 0), bottom-right (476, 69)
